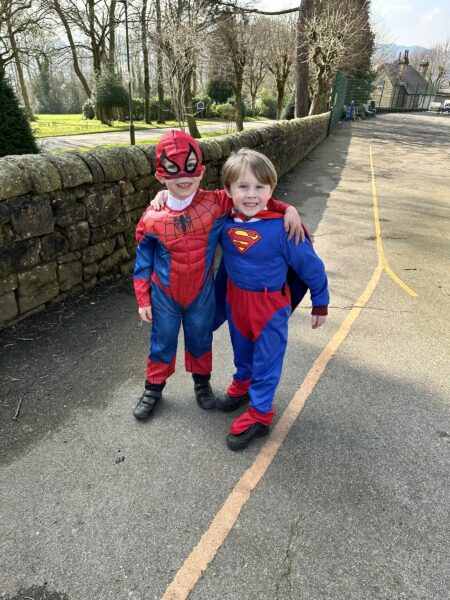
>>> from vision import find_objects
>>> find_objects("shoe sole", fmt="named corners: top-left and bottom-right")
top-left (216, 395), bottom-right (250, 412)
top-left (196, 400), bottom-right (216, 410)
top-left (226, 427), bottom-right (269, 451)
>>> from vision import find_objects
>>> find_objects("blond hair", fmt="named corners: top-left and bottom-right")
top-left (221, 148), bottom-right (277, 190)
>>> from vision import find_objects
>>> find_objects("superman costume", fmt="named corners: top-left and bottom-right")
top-left (133, 131), bottom-right (290, 388)
top-left (216, 210), bottom-right (329, 435)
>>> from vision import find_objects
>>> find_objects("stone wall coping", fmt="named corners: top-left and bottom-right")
top-left (0, 115), bottom-right (329, 202)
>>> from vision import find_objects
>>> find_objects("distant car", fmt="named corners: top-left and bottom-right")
top-left (437, 100), bottom-right (450, 113)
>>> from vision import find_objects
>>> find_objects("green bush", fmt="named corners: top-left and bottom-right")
top-left (94, 70), bottom-right (129, 123)
top-left (0, 71), bottom-right (38, 157)
top-left (206, 78), bottom-right (234, 103)
top-left (32, 60), bottom-right (63, 114)
top-left (215, 102), bottom-right (235, 120)
top-left (256, 94), bottom-right (277, 119)
top-left (82, 99), bottom-right (96, 120)
top-left (149, 96), bottom-right (174, 121)
top-left (131, 97), bottom-right (144, 120)
top-left (281, 92), bottom-right (295, 120)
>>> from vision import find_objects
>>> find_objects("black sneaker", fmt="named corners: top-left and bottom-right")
top-left (216, 392), bottom-right (250, 412)
top-left (226, 423), bottom-right (270, 451)
top-left (133, 382), bottom-right (164, 420)
top-left (194, 381), bottom-right (216, 410)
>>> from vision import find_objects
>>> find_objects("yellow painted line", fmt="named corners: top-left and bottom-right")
top-left (369, 144), bottom-right (418, 297)
top-left (161, 143), bottom-right (417, 600)
top-left (161, 262), bottom-right (384, 600)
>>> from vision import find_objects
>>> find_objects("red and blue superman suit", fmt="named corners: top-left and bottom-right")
top-left (215, 211), bottom-right (329, 434)
top-left (133, 132), bottom-right (290, 385)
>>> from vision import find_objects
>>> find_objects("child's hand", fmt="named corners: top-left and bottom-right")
top-left (311, 315), bottom-right (326, 329)
top-left (284, 207), bottom-right (305, 245)
top-left (139, 306), bottom-right (152, 322)
top-left (150, 190), bottom-right (168, 211)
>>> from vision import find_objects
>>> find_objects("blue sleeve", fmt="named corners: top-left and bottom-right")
top-left (133, 233), bottom-right (156, 280)
top-left (281, 234), bottom-right (329, 307)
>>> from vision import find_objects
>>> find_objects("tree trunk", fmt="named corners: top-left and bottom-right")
top-left (309, 48), bottom-right (327, 115)
top-left (295, 0), bottom-right (312, 118)
top-left (192, 61), bottom-right (197, 97)
top-left (155, 0), bottom-right (166, 123)
top-left (184, 70), bottom-right (201, 138)
top-left (141, 0), bottom-right (151, 123)
top-left (8, 27), bottom-right (35, 121)
top-left (276, 79), bottom-right (285, 120)
top-left (108, 0), bottom-right (116, 68)
top-left (235, 82), bottom-right (244, 131)
top-left (53, 0), bottom-right (91, 98)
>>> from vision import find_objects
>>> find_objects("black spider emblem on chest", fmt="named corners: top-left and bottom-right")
top-left (174, 213), bottom-right (193, 234)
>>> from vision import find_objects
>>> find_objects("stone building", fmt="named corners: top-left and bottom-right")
top-left (373, 50), bottom-right (434, 110)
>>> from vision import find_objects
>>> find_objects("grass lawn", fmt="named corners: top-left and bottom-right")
top-left (32, 114), bottom-right (270, 138)
top-left (48, 128), bottom-right (258, 154)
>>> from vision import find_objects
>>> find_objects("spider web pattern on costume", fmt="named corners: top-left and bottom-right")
top-left (144, 193), bottom-right (223, 307)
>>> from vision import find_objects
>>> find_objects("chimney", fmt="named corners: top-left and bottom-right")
top-left (404, 49), bottom-right (409, 65)
top-left (398, 52), bottom-right (402, 64)
top-left (420, 61), bottom-right (429, 78)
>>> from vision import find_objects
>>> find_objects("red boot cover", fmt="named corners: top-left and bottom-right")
top-left (230, 407), bottom-right (274, 435)
top-left (227, 378), bottom-right (251, 398)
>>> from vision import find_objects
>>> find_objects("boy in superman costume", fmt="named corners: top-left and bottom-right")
top-left (214, 149), bottom-right (329, 450)
top-left (133, 130), bottom-right (302, 420)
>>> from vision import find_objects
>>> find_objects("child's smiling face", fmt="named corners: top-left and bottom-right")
top-left (156, 167), bottom-right (205, 201)
top-left (226, 167), bottom-right (273, 217)
top-left (155, 130), bottom-right (205, 200)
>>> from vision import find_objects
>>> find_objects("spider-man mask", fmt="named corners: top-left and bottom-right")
top-left (155, 130), bottom-right (203, 180)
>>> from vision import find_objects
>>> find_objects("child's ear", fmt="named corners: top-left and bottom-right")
top-left (224, 186), bottom-right (232, 198)
top-left (155, 173), bottom-right (165, 184)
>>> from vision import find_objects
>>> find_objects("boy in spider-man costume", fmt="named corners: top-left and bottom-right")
top-left (214, 149), bottom-right (329, 450)
top-left (133, 130), bottom-right (302, 420)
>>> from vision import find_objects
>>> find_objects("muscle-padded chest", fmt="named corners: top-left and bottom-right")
top-left (142, 192), bottom-right (224, 306)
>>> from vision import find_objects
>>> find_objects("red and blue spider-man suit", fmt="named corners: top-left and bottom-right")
top-left (216, 211), bottom-right (329, 434)
top-left (133, 131), bottom-right (290, 384)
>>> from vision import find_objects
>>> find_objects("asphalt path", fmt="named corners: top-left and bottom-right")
top-left (1, 112), bottom-right (449, 600)
top-left (38, 120), bottom-right (275, 152)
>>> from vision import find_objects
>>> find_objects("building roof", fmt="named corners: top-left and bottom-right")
top-left (378, 63), bottom-right (431, 94)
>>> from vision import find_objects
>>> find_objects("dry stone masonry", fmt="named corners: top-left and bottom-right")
top-left (0, 114), bottom-right (329, 328)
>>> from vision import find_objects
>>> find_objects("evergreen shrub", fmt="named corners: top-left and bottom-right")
top-left (0, 71), bottom-right (39, 157)
top-left (94, 70), bottom-right (129, 123)
top-left (82, 99), bottom-right (96, 120)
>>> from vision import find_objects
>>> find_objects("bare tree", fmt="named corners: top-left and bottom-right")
top-left (243, 17), bottom-right (268, 113)
top-left (410, 39), bottom-right (450, 89)
top-left (153, 0), bottom-right (165, 123)
top-left (47, 0), bottom-right (92, 98)
top-left (0, 0), bottom-right (45, 118)
top-left (305, 0), bottom-right (373, 115)
top-left (139, 0), bottom-right (151, 123)
top-left (295, 0), bottom-right (313, 117)
top-left (213, 11), bottom-right (249, 131)
top-left (153, 0), bottom-right (222, 137)
top-left (264, 16), bottom-right (296, 119)
top-left (47, 0), bottom-right (119, 101)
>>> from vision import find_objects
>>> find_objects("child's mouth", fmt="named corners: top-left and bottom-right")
top-left (176, 182), bottom-right (192, 189)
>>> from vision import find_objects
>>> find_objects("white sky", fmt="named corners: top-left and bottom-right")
top-left (254, 0), bottom-right (450, 48)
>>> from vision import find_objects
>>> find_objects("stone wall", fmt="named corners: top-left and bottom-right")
top-left (0, 113), bottom-right (329, 328)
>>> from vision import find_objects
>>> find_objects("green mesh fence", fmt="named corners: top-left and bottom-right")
top-left (328, 72), bottom-right (347, 135)
top-left (328, 71), bottom-right (372, 135)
